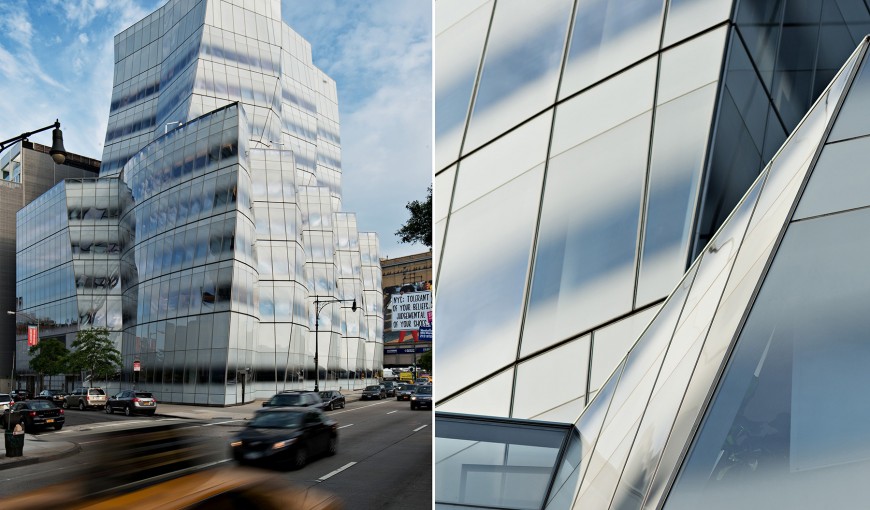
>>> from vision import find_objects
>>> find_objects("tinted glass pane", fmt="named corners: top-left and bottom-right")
top-left (436, 166), bottom-right (543, 399)
top-left (589, 307), bottom-right (660, 393)
top-left (560, 0), bottom-right (664, 98)
top-left (829, 47), bottom-right (870, 141)
top-left (464, 0), bottom-right (573, 152)
top-left (795, 137), bottom-right (870, 219)
top-left (667, 208), bottom-right (870, 510)
top-left (523, 113), bottom-right (651, 354)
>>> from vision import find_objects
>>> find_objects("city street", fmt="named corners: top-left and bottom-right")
top-left (0, 398), bottom-right (431, 508)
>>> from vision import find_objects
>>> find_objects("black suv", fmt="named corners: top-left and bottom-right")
top-left (381, 381), bottom-right (399, 397)
top-left (262, 390), bottom-right (325, 409)
top-left (410, 385), bottom-right (432, 410)
top-left (35, 389), bottom-right (67, 406)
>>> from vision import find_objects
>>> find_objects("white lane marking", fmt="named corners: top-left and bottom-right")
top-left (387, 410), bottom-right (397, 415)
top-left (413, 424), bottom-right (428, 432)
top-left (318, 462), bottom-right (356, 481)
top-left (338, 424), bottom-right (354, 429)
top-left (201, 419), bottom-right (244, 427)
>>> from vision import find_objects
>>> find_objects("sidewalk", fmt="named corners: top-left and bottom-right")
top-left (0, 388), bottom-right (365, 470)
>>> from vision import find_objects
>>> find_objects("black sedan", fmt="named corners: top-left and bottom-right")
top-left (410, 385), bottom-right (432, 410)
top-left (3, 400), bottom-right (65, 431)
top-left (35, 389), bottom-right (67, 406)
top-left (105, 390), bottom-right (158, 416)
top-left (396, 383), bottom-right (415, 401)
top-left (361, 385), bottom-right (386, 400)
top-left (10, 389), bottom-right (30, 402)
top-left (230, 407), bottom-right (338, 469)
top-left (318, 390), bottom-right (346, 410)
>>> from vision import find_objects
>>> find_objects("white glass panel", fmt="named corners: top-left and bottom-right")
top-left (513, 335), bottom-right (590, 419)
top-left (435, 368), bottom-right (514, 417)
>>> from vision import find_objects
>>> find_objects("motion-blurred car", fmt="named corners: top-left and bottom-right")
top-left (318, 390), bottom-right (346, 410)
top-left (35, 389), bottom-right (68, 406)
top-left (262, 390), bottom-right (324, 409)
top-left (0, 393), bottom-right (13, 412)
top-left (396, 383), bottom-right (415, 401)
top-left (361, 385), bottom-right (386, 400)
top-left (64, 387), bottom-right (107, 410)
top-left (410, 385), bottom-right (432, 410)
top-left (3, 400), bottom-right (65, 431)
top-left (231, 407), bottom-right (338, 469)
top-left (9, 389), bottom-right (30, 402)
top-left (105, 390), bottom-right (158, 416)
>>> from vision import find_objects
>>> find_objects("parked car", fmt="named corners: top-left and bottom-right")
top-left (3, 400), bottom-right (64, 431)
top-left (105, 390), bottom-right (158, 416)
top-left (35, 389), bottom-right (67, 406)
top-left (9, 389), bottom-right (30, 402)
top-left (0, 393), bottom-right (13, 412)
top-left (381, 380), bottom-right (399, 397)
top-left (262, 390), bottom-right (324, 409)
top-left (396, 383), bottom-right (415, 401)
top-left (410, 385), bottom-right (432, 410)
top-left (64, 387), bottom-right (107, 410)
top-left (361, 384), bottom-right (386, 400)
top-left (318, 390), bottom-right (346, 410)
top-left (230, 407), bottom-right (338, 469)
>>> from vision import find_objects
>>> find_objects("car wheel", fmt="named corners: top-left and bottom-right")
top-left (105, 404), bottom-right (113, 414)
top-left (79, 401), bottom-right (85, 411)
top-left (327, 436), bottom-right (338, 456)
top-left (328, 402), bottom-right (334, 411)
top-left (411, 403), bottom-right (416, 410)
top-left (146, 411), bottom-right (155, 417)
top-left (293, 446), bottom-right (308, 469)
top-left (341, 401), bottom-right (345, 409)
top-left (125, 405), bottom-right (132, 417)
top-left (54, 424), bottom-right (63, 430)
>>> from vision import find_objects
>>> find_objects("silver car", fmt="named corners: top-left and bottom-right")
top-left (0, 393), bottom-right (13, 413)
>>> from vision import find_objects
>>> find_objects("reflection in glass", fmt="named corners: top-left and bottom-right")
top-left (513, 335), bottom-right (589, 420)
top-left (436, 166), bottom-right (544, 400)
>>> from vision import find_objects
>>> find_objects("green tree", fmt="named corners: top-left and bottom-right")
top-left (66, 327), bottom-right (122, 387)
top-left (396, 185), bottom-right (432, 248)
top-left (418, 350), bottom-right (432, 373)
top-left (28, 338), bottom-right (70, 392)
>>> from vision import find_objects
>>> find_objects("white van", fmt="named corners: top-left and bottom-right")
top-left (383, 368), bottom-right (397, 381)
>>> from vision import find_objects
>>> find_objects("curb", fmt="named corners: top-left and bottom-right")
top-left (0, 441), bottom-right (82, 471)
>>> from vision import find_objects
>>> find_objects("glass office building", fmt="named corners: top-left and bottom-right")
top-left (15, 0), bottom-right (382, 404)
top-left (437, 35), bottom-right (870, 509)
top-left (435, 0), bottom-right (870, 419)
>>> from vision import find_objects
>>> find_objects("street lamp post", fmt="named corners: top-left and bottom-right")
top-left (0, 120), bottom-right (67, 164)
top-left (313, 297), bottom-right (357, 392)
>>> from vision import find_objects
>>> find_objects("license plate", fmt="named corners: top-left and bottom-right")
top-left (244, 452), bottom-right (262, 459)
top-left (143, 402), bottom-right (153, 406)
top-left (46, 419), bottom-right (54, 423)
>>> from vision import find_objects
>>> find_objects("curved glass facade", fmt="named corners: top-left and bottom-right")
top-left (15, 0), bottom-right (382, 404)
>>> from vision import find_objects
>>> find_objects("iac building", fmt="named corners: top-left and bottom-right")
top-left (14, 0), bottom-right (383, 405)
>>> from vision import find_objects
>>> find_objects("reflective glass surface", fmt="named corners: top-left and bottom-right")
top-left (464, 0), bottom-right (574, 152)
top-left (829, 47), bottom-right (870, 141)
top-left (589, 307), bottom-right (659, 393)
top-left (524, 113), bottom-right (651, 353)
top-left (560, 0), bottom-right (664, 98)
top-left (794, 137), bottom-right (870, 219)
top-left (662, 0), bottom-right (731, 47)
top-left (435, 1), bottom-right (494, 170)
top-left (437, 166), bottom-right (544, 400)
top-left (513, 335), bottom-right (590, 420)
top-left (667, 208), bottom-right (870, 510)
top-left (436, 368), bottom-right (514, 417)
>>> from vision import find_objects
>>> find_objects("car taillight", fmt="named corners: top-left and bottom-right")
top-left (28, 411), bottom-right (36, 417)
top-left (59, 409), bottom-right (64, 415)
top-left (132, 398), bottom-right (140, 403)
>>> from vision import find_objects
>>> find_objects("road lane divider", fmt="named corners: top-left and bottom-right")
top-left (318, 462), bottom-right (356, 481)
top-left (413, 424), bottom-right (428, 432)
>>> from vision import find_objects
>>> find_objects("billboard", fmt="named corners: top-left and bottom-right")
top-left (388, 291), bottom-right (432, 331)
top-left (27, 325), bottom-right (38, 347)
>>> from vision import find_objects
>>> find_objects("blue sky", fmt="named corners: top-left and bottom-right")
top-left (0, 0), bottom-right (432, 259)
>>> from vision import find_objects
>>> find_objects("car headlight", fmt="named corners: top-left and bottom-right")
top-left (230, 440), bottom-right (242, 447)
top-left (273, 438), bottom-right (298, 449)
top-left (411, 396), bottom-right (416, 400)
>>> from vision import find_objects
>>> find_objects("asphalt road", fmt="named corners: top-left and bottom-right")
top-left (0, 398), bottom-right (432, 508)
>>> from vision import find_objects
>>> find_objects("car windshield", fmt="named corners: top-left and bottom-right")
top-left (416, 386), bottom-right (432, 395)
top-left (89, 389), bottom-right (106, 395)
top-left (134, 392), bottom-right (153, 398)
top-left (364, 386), bottom-right (380, 391)
top-left (269, 394), bottom-right (303, 406)
top-left (30, 401), bottom-right (54, 410)
top-left (318, 391), bottom-right (337, 399)
top-left (0, 394), bottom-right (10, 401)
top-left (249, 411), bottom-right (303, 429)
top-left (397, 385), bottom-right (410, 391)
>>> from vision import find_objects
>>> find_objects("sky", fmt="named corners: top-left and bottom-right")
top-left (0, 0), bottom-right (432, 260)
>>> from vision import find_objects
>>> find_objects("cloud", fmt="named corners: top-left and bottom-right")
top-left (0, 4), bottom-right (34, 48)
top-left (78, 33), bottom-right (89, 45)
